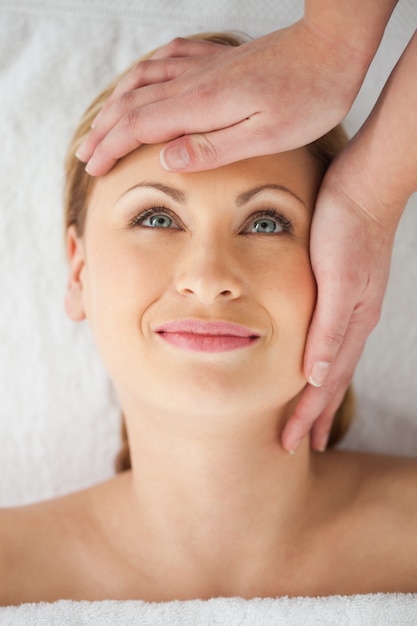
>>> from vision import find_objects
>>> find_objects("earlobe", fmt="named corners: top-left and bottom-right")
top-left (64, 225), bottom-right (87, 321)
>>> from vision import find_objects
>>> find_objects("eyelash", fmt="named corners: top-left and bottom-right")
top-left (129, 205), bottom-right (179, 228)
top-left (245, 209), bottom-right (292, 234)
top-left (129, 205), bottom-right (293, 234)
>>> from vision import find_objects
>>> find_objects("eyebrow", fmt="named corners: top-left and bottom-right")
top-left (236, 184), bottom-right (307, 208)
top-left (120, 181), bottom-right (188, 203)
top-left (120, 181), bottom-right (306, 208)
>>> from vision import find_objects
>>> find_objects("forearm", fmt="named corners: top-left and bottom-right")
top-left (304, 0), bottom-right (399, 67)
top-left (334, 30), bottom-right (417, 222)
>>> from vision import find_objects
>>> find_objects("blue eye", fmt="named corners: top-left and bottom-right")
top-left (252, 217), bottom-right (281, 233)
top-left (245, 210), bottom-right (291, 235)
top-left (131, 207), bottom-right (179, 229)
top-left (145, 214), bottom-right (173, 228)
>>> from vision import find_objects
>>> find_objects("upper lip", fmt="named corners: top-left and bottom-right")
top-left (155, 319), bottom-right (260, 338)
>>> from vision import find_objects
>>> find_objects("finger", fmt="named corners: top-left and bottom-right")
top-left (159, 117), bottom-right (283, 172)
top-left (281, 384), bottom-right (345, 453)
top-left (94, 42), bottom-right (228, 124)
top-left (149, 37), bottom-right (230, 60)
top-left (84, 113), bottom-right (145, 175)
top-left (281, 378), bottom-right (352, 454)
top-left (92, 40), bottom-right (229, 123)
top-left (85, 104), bottom-right (271, 177)
top-left (83, 93), bottom-right (189, 176)
top-left (105, 55), bottom-right (209, 108)
top-left (309, 384), bottom-right (351, 451)
top-left (77, 58), bottom-right (201, 163)
top-left (281, 317), bottom-right (366, 453)
top-left (303, 276), bottom-right (357, 387)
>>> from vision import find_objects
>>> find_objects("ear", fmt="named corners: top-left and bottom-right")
top-left (64, 225), bottom-right (87, 321)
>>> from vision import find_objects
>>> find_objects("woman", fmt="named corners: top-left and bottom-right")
top-left (1, 33), bottom-right (416, 606)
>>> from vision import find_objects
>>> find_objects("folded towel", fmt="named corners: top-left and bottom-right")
top-left (2, 595), bottom-right (417, 626)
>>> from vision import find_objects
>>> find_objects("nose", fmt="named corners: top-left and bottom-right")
top-left (175, 239), bottom-right (242, 304)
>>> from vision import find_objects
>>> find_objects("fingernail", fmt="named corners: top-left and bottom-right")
top-left (76, 142), bottom-right (87, 161)
top-left (308, 361), bottom-right (330, 387)
top-left (315, 435), bottom-right (329, 453)
top-left (288, 438), bottom-right (302, 455)
top-left (160, 145), bottom-right (190, 170)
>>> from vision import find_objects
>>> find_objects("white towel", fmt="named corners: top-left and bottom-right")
top-left (1, 0), bottom-right (417, 618)
top-left (1, 595), bottom-right (417, 625)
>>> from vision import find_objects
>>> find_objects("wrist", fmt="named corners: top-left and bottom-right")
top-left (303, 0), bottom-right (399, 88)
top-left (289, 17), bottom-right (368, 121)
top-left (297, 17), bottom-right (369, 113)
top-left (325, 138), bottom-right (407, 232)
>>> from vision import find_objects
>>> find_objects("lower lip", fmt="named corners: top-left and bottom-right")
top-left (157, 332), bottom-right (258, 353)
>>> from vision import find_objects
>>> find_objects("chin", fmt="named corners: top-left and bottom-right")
top-left (147, 371), bottom-right (304, 419)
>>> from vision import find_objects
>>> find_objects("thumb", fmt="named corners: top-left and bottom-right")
top-left (159, 121), bottom-right (273, 172)
top-left (303, 284), bottom-right (354, 387)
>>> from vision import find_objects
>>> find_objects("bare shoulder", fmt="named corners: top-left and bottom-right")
top-left (0, 487), bottom-right (101, 606)
top-left (315, 448), bottom-right (417, 592)
top-left (0, 473), bottom-right (142, 606)
top-left (327, 447), bottom-right (417, 493)
top-left (320, 448), bottom-right (417, 516)
top-left (0, 502), bottom-right (45, 605)
top-left (0, 506), bottom-right (24, 604)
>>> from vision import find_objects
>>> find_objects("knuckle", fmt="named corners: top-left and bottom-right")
top-left (193, 135), bottom-right (219, 164)
top-left (171, 36), bottom-right (188, 47)
top-left (120, 89), bottom-right (136, 114)
top-left (322, 372), bottom-right (351, 399)
top-left (190, 80), bottom-right (213, 102)
top-left (323, 377), bottom-right (343, 399)
top-left (132, 58), bottom-right (152, 78)
top-left (120, 108), bottom-right (140, 136)
top-left (322, 329), bottom-right (345, 350)
top-left (162, 37), bottom-right (188, 56)
top-left (352, 302), bottom-right (382, 334)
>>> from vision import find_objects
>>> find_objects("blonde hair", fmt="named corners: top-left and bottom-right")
top-left (64, 32), bottom-right (354, 472)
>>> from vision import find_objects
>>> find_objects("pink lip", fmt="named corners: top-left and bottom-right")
top-left (155, 320), bottom-right (260, 353)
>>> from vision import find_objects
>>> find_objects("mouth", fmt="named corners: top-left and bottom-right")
top-left (154, 319), bottom-right (260, 353)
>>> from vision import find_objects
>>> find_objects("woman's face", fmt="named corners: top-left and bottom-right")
top-left (66, 144), bottom-right (321, 418)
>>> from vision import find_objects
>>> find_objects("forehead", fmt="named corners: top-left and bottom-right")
top-left (90, 143), bottom-right (322, 212)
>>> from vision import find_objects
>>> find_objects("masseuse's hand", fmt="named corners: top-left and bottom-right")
top-left (76, 20), bottom-right (366, 174)
top-left (283, 27), bottom-right (417, 452)
top-left (281, 144), bottom-right (398, 453)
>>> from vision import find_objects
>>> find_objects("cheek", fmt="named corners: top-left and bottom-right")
top-left (255, 244), bottom-right (316, 322)
top-left (261, 248), bottom-right (316, 369)
top-left (285, 254), bottom-right (317, 325)
top-left (86, 233), bottom-right (169, 308)
top-left (81, 234), bottom-right (171, 373)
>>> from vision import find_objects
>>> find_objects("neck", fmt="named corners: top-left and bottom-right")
top-left (119, 396), bottom-right (318, 571)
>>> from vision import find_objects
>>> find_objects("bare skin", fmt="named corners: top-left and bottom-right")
top-left (2, 146), bottom-right (416, 606)
top-left (2, 449), bottom-right (417, 605)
